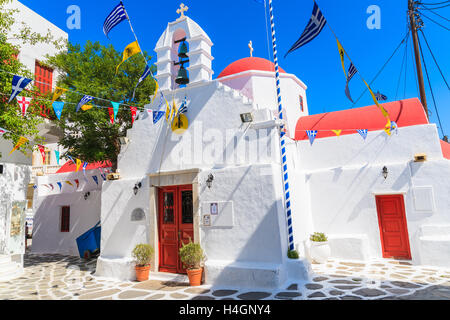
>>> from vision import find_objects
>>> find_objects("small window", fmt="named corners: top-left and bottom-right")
top-left (299, 95), bottom-right (304, 112)
top-left (61, 206), bottom-right (70, 232)
top-left (44, 150), bottom-right (51, 166)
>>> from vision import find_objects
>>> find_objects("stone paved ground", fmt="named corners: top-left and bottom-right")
top-left (1, 253), bottom-right (450, 300)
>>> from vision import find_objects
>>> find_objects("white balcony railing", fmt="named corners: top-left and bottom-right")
top-left (32, 165), bottom-right (62, 176)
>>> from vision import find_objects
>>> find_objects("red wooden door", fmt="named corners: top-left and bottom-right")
top-left (375, 195), bottom-right (412, 260)
top-left (159, 185), bottom-right (194, 274)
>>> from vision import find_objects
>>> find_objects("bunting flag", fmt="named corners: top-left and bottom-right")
top-left (153, 111), bottom-right (165, 124)
top-left (76, 159), bottom-right (82, 172)
top-left (337, 39), bottom-right (347, 78)
top-left (33, 185), bottom-right (37, 190)
top-left (55, 150), bottom-right (60, 165)
top-left (99, 168), bottom-right (107, 181)
top-left (176, 96), bottom-right (188, 117)
top-left (391, 121), bottom-right (399, 135)
top-left (116, 41), bottom-right (141, 75)
top-left (75, 179), bottom-right (80, 189)
top-left (357, 129), bottom-right (369, 141)
top-left (57, 182), bottom-right (62, 191)
top-left (9, 137), bottom-right (28, 155)
top-left (66, 181), bottom-right (74, 187)
top-left (284, 2), bottom-right (327, 58)
top-left (103, 2), bottom-right (128, 38)
top-left (82, 162), bottom-right (89, 182)
top-left (164, 95), bottom-right (173, 123)
top-left (92, 176), bottom-right (99, 186)
top-left (52, 101), bottom-right (65, 120)
top-left (43, 184), bottom-right (50, 190)
top-left (151, 80), bottom-right (159, 105)
top-left (37, 145), bottom-right (46, 164)
top-left (130, 106), bottom-right (138, 125)
top-left (67, 155), bottom-right (75, 164)
top-left (16, 96), bottom-right (31, 117)
top-left (8, 75), bottom-right (32, 103)
top-left (108, 108), bottom-right (115, 124)
top-left (132, 65), bottom-right (151, 100)
top-left (51, 87), bottom-right (67, 103)
top-left (81, 105), bottom-right (93, 111)
top-left (111, 102), bottom-right (120, 122)
top-left (362, 80), bottom-right (391, 136)
top-left (306, 130), bottom-right (318, 146)
top-left (345, 63), bottom-right (358, 103)
top-left (375, 91), bottom-right (388, 102)
top-left (0, 127), bottom-right (8, 137)
top-left (76, 95), bottom-right (94, 112)
top-left (49, 184), bottom-right (54, 191)
top-left (332, 130), bottom-right (342, 137)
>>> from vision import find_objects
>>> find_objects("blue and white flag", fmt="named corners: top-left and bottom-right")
top-left (132, 65), bottom-right (151, 100)
top-left (306, 130), bottom-right (318, 146)
top-left (175, 96), bottom-right (188, 117)
top-left (390, 121), bottom-right (399, 135)
top-left (153, 111), bottom-right (165, 124)
top-left (67, 155), bottom-right (75, 164)
top-left (285, 2), bottom-right (327, 58)
top-left (103, 2), bottom-right (128, 38)
top-left (8, 75), bottom-right (32, 103)
top-left (345, 63), bottom-right (358, 103)
top-left (357, 129), bottom-right (369, 141)
top-left (76, 95), bottom-right (94, 112)
top-left (375, 91), bottom-right (388, 101)
top-left (92, 176), bottom-right (99, 186)
top-left (33, 185), bottom-right (37, 190)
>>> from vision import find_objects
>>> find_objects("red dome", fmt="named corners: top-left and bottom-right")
top-left (218, 57), bottom-right (286, 78)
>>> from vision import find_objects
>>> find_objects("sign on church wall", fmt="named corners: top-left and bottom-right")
top-left (201, 201), bottom-right (234, 228)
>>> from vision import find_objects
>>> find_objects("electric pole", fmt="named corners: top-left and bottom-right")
top-left (408, 0), bottom-right (428, 118)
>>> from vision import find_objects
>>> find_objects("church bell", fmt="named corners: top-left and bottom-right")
top-left (178, 42), bottom-right (189, 59)
top-left (175, 65), bottom-right (189, 85)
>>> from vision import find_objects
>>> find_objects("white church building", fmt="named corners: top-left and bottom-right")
top-left (90, 11), bottom-right (450, 289)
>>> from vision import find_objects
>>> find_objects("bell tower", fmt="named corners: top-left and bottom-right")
top-left (154, 4), bottom-right (214, 92)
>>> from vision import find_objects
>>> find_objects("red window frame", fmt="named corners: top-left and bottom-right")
top-left (61, 206), bottom-right (70, 233)
top-left (299, 95), bottom-right (304, 112)
top-left (35, 61), bottom-right (55, 119)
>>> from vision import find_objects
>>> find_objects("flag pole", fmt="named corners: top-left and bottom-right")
top-left (268, 0), bottom-right (295, 252)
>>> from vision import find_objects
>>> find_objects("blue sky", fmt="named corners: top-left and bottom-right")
top-left (19, 0), bottom-right (450, 138)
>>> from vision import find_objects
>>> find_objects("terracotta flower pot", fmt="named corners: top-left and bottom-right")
top-left (186, 268), bottom-right (203, 286)
top-left (135, 265), bottom-right (150, 282)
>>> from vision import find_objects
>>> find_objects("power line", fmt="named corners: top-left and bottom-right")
top-left (421, 3), bottom-right (450, 9)
top-left (420, 1), bottom-right (450, 6)
top-left (417, 33), bottom-right (446, 137)
top-left (419, 29), bottom-right (450, 90)
top-left (422, 6), bottom-right (450, 22)
top-left (395, 33), bottom-right (409, 100)
top-left (351, 31), bottom-right (410, 107)
top-left (421, 12), bottom-right (450, 30)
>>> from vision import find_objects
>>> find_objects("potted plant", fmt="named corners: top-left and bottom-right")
top-left (132, 244), bottom-right (154, 282)
top-left (287, 249), bottom-right (299, 259)
top-left (179, 240), bottom-right (205, 286)
top-left (309, 232), bottom-right (331, 264)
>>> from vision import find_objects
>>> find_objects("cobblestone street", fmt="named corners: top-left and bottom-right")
top-left (1, 253), bottom-right (450, 300)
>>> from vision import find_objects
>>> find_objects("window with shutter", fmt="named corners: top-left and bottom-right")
top-left (61, 206), bottom-right (70, 232)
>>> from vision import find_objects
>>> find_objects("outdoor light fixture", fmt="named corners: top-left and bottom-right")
top-left (84, 192), bottom-right (91, 201)
top-left (382, 166), bottom-right (388, 180)
top-left (206, 174), bottom-right (214, 189)
top-left (133, 182), bottom-right (142, 195)
top-left (240, 113), bottom-right (253, 124)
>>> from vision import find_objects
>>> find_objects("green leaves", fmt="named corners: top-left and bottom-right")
top-left (46, 41), bottom-right (157, 169)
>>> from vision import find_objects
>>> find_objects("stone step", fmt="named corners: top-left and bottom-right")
top-left (0, 255), bottom-right (11, 265)
top-left (0, 265), bottom-right (22, 282)
top-left (0, 262), bottom-right (20, 278)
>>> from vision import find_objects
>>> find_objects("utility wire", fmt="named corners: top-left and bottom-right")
top-left (421, 12), bottom-right (450, 30)
top-left (419, 29), bottom-right (450, 90)
top-left (421, 3), bottom-right (450, 9)
top-left (395, 33), bottom-right (409, 100)
top-left (351, 31), bottom-right (409, 107)
top-left (422, 6), bottom-right (450, 22)
top-left (420, 1), bottom-right (450, 6)
top-left (417, 34), bottom-right (446, 137)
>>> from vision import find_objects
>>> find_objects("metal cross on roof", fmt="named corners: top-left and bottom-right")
top-left (177, 3), bottom-right (189, 17)
top-left (248, 41), bottom-right (254, 57)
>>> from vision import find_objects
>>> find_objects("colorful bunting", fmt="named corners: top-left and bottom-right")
top-left (66, 181), bottom-right (74, 187)
top-left (9, 75), bottom-right (32, 103)
top-left (130, 106), bottom-right (138, 125)
top-left (51, 87), bottom-right (67, 104)
top-left (37, 145), bottom-right (46, 164)
top-left (306, 130), bottom-right (318, 146)
top-left (357, 129), bottom-right (368, 141)
top-left (76, 95), bottom-right (94, 113)
top-left (108, 108), bottom-right (115, 124)
top-left (81, 105), bottom-right (93, 111)
top-left (0, 127), bottom-right (8, 136)
top-left (92, 176), bottom-right (99, 185)
top-left (52, 101), bottom-right (65, 120)
top-left (9, 137), bottom-right (28, 155)
top-left (132, 65), bottom-right (152, 100)
top-left (67, 156), bottom-right (75, 164)
top-left (116, 41), bottom-right (141, 75)
top-left (75, 179), bottom-right (80, 189)
top-left (16, 96), bottom-right (31, 117)
top-left (103, 2), bottom-right (128, 38)
top-left (153, 111), bottom-right (165, 124)
top-left (55, 150), bottom-right (60, 165)
top-left (332, 130), bottom-right (342, 137)
top-left (76, 159), bottom-right (82, 172)
top-left (57, 182), bottom-right (62, 191)
top-left (111, 102), bottom-right (120, 122)
top-left (49, 184), bottom-right (54, 191)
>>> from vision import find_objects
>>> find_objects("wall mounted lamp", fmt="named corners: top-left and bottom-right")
top-left (382, 166), bottom-right (388, 180)
top-left (133, 182), bottom-right (142, 195)
top-left (240, 113), bottom-right (253, 124)
top-left (206, 174), bottom-right (214, 189)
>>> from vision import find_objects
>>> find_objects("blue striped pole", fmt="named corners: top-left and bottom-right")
top-left (268, 0), bottom-right (295, 251)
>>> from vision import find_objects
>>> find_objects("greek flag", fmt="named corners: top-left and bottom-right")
top-left (76, 95), bottom-right (94, 112)
top-left (357, 129), bottom-right (368, 141)
top-left (176, 96), bottom-right (188, 117)
top-left (285, 2), bottom-right (327, 58)
top-left (132, 65), bottom-right (151, 100)
top-left (103, 2), bottom-right (128, 38)
top-left (8, 75), bottom-right (32, 103)
top-left (345, 63), bottom-right (358, 103)
top-left (306, 130), bottom-right (318, 146)
top-left (375, 91), bottom-right (388, 101)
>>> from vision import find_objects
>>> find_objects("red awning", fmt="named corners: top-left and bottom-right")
top-left (295, 98), bottom-right (429, 141)
top-left (56, 161), bottom-right (112, 174)
top-left (441, 140), bottom-right (450, 160)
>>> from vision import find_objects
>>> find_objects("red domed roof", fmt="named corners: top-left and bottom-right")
top-left (295, 98), bottom-right (429, 141)
top-left (218, 57), bottom-right (286, 78)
